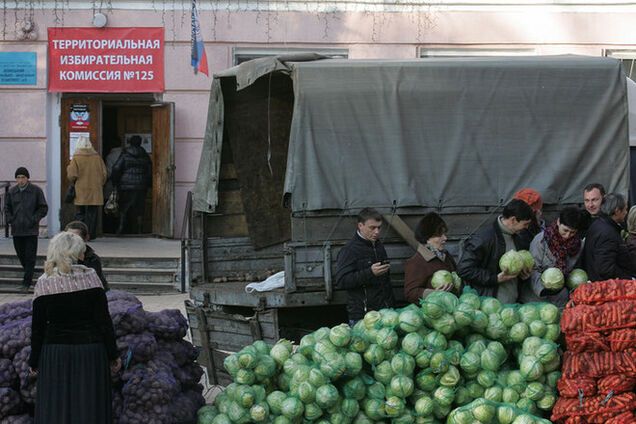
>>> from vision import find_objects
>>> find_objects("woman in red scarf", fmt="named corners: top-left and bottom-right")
top-left (519, 206), bottom-right (588, 308)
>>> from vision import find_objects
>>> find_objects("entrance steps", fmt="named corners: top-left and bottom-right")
top-left (0, 237), bottom-right (181, 294)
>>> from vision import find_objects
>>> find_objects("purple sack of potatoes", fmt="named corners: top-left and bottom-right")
top-left (12, 347), bottom-right (36, 405)
top-left (145, 310), bottom-right (188, 340)
top-left (0, 301), bottom-right (32, 327)
top-left (1, 414), bottom-right (33, 424)
top-left (0, 387), bottom-right (23, 419)
top-left (156, 339), bottom-right (199, 367)
top-left (168, 388), bottom-right (205, 423)
top-left (109, 301), bottom-right (147, 337)
top-left (106, 290), bottom-right (142, 306)
top-left (117, 332), bottom-right (157, 364)
top-left (0, 358), bottom-right (18, 388)
top-left (0, 319), bottom-right (31, 360)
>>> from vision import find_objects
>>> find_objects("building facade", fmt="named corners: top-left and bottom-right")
top-left (1, 0), bottom-right (635, 238)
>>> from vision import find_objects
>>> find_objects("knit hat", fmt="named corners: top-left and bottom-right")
top-left (513, 188), bottom-right (543, 213)
top-left (14, 167), bottom-right (29, 179)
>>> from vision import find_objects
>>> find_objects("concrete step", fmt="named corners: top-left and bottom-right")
top-left (0, 264), bottom-right (176, 284)
top-left (0, 277), bottom-right (178, 295)
top-left (0, 255), bottom-right (179, 269)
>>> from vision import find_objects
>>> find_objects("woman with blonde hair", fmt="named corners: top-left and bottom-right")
top-left (28, 231), bottom-right (120, 424)
top-left (66, 135), bottom-right (107, 240)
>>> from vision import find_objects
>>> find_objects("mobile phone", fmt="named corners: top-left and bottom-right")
top-left (380, 260), bottom-right (390, 265)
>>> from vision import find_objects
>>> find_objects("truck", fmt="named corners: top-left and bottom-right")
top-left (182, 54), bottom-right (632, 384)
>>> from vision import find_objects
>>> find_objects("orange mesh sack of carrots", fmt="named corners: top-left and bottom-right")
top-left (565, 332), bottom-right (610, 353)
top-left (597, 374), bottom-right (636, 395)
top-left (561, 300), bottom-right (636, 333)
top-left (551, 392), bottom-right (636, 422)
top-left (564, 411), bottom-right (636, 424)
top-left (557, 376), bottom-right (597, 398)
top-left (561, 349), bottom-right (636, 378)
top-left (607, 328), bottom-right (636, 352)
top-left (570, 279), bottom-right (636, 305)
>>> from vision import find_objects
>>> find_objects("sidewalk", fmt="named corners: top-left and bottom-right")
top-left (0, 236), bottom-right (180, 258)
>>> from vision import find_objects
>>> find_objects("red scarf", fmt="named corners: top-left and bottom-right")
top-left (544, 221), bottom-right (581, 272)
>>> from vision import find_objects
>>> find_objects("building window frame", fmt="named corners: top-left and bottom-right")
top-left (233, 47), bottom-right (348, 66)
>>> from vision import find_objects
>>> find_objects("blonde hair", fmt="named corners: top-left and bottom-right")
top-left (628, 205), bottom-right (636, 234)
top-left (74, 135), bottom-right (96, 154)
top-left (44, 232), bottom-right (86, 275)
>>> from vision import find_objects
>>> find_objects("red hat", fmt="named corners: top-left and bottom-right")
top-left (513, 188), bottom-right (543, 213)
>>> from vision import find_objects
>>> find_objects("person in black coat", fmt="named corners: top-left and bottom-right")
top-left (111, 135), bottom-right (152, 234)
top-left (65, 220), bottom-right (109, 291)
top-left (5, 167), bottom-right (48, 289)
top-left (335, 208), bottom-right (395, 325)
top-left (456, 199), bottom-right (534, 303)
top-left (582, 193), bottom-right (634, 281)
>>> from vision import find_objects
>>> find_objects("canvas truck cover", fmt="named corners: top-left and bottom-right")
top-left (194, 55), bottom-right (629, 214)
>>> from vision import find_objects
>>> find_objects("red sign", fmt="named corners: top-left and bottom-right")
top-left (48, 27), bottom-right (164, 93)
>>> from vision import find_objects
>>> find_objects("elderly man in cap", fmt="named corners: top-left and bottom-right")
top-left (5, 167), bottom-right (48, 289)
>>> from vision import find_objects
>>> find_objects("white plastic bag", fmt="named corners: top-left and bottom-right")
top-left (244, 271), bottom-right (285, 293)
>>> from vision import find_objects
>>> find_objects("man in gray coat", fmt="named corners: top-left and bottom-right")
top-left (5, 167), bottom-right (48, 289)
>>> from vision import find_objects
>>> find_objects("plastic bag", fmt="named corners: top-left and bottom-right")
top-left (245, 271), bottom-right (285, 293)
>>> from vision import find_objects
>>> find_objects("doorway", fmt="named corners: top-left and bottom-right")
top-left (60, 96), bottom-right (175, 238)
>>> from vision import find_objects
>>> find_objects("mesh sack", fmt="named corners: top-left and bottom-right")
top-left (0, 388), bottom-right (22, 419)
top-left (570, 279), bottom-right (636, 305)
top-left (168, 388), bottom-right (205, 423)
top-left (106, 290), bottom-right (142, 306)
top-left (607, 328), bottom-right (636, 352)
top-left (109, 301), bottom-right (147, 337)
top-left (0, 319), bottom-right (31, 359)
top-left (557, 376), bottom-right (597, 398)
top-left (117, 332), bottom-right (157, 364)
top-left (551, 392), bottom-right (636, 421)
top-left (597, 374), bottom-right (636, 395)
top-left (12, 347), bottom-right (36, 405)
top-left (561, 301), bottom-right (636, 333)
top-left (565, 332), bottom-right (610, 353)
top-left (561, 350), bottom-right (636, 378)
top-left (0, 414), bottom-right (33, 424)
top-left (156, 339), bottom-right (199, 367)
top-left (0, 301), bottom-right (32, 327)
top-left (145, 310), bottom-right (188, 340)
top-left (0, 359), bottom-right (17, 388)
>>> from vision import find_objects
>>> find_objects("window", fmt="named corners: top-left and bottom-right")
top-left (233, 48), bottom-right (348, 66)
top-left (605, 50), bottom-right (636, 79)
top-left (420, 48), bottom-right (535, 58)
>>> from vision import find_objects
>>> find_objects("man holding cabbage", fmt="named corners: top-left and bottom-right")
top-left (456, 199), bottom-right (534, 303)
top-left (335, 208), bottom-right (395, 325)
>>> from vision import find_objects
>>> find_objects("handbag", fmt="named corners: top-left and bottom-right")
top-left (64, 184), bottom-right (75, 204)
top-left (104, 190), bottom-right (119, 215)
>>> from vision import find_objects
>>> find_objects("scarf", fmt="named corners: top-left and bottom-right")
top-left (426, 244), bottom-right (446, 261)
top-left (34, 265), bottom-right (103, 299)
top-left (544, 221), bottom-right (581, 272)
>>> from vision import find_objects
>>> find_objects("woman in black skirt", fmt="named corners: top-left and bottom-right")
top-left (28, 231), bottom-right (121, 424)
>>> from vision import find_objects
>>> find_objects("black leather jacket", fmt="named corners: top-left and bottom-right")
top-left (456, 219), bottom-right (530, 298)
top-left (111, 146), bottom-right (152, 191)
top-left (5, 183), bottom-right (48, 237)
top-left (335, 233), bottom-right (395, 321)
top-left (583, 214), bottom-right (634, 281)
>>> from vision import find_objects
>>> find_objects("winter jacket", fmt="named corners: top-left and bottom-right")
top-left (5, 183), bottom-right (48, 237)
top-left (79, 244), bottom-right (109, 291)
top-left (335, 232), bottom-right (395, 321)
top-left (583, 214), bottom-right (634, 281)
top-left (66, 148), bottom-right (107, 205)
top-left (456, 219), bottom-right (530, 299)
top-left (627, 234), bottom-right (636, 270)
top-left (404, 244), bottom-right (457, 304)
top-left (518, 231), bottom-right (582, 308)
top-left (111, 146), bottom-right (152, 192)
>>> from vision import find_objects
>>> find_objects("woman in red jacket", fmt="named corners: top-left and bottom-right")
top-left (404, 212), bottom-right (458, 304)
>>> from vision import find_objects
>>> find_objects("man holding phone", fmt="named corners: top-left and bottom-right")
top-left (335, 208), bottom-right (395, 325)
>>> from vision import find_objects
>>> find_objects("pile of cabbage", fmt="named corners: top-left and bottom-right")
top-left (198, 288), bottom-right (560, 424)
top-left (0, 291), bottom-right (204, 424)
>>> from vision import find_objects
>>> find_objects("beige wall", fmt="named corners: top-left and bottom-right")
top-left (1, 3), bottom-right (636, 237)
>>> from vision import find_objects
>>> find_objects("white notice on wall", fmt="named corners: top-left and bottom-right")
top-left (69, 132), bottom-right (90, 159)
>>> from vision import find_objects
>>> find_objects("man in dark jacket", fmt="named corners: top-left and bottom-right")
top-left (111, 135), bottom-right (152, 234)
top-left (65, 221), bottom-right (109, 291)
top-left (583, 193), bottom-right (634, 281)
top-left (457, 199), bottom-right (534, 302)
top-left (5, 167), bottom-right (48, 289)
top-left (335, 208), bottom-right (395, 325)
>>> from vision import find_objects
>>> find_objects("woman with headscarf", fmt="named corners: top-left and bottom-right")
top-left (66, 136), bottom-right (107, 239)
top-left (29, 231), bottom-right (120, 424)
top-left (404, 212), bottom-right (459, 304)
top-left (519, 206), bottom-right (587, 308)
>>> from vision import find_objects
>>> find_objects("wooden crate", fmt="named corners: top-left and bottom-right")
top-left (185, 300), bottom-right (280, 385)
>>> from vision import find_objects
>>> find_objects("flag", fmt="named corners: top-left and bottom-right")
top-left (191, 0), bottom-right (208, 76)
